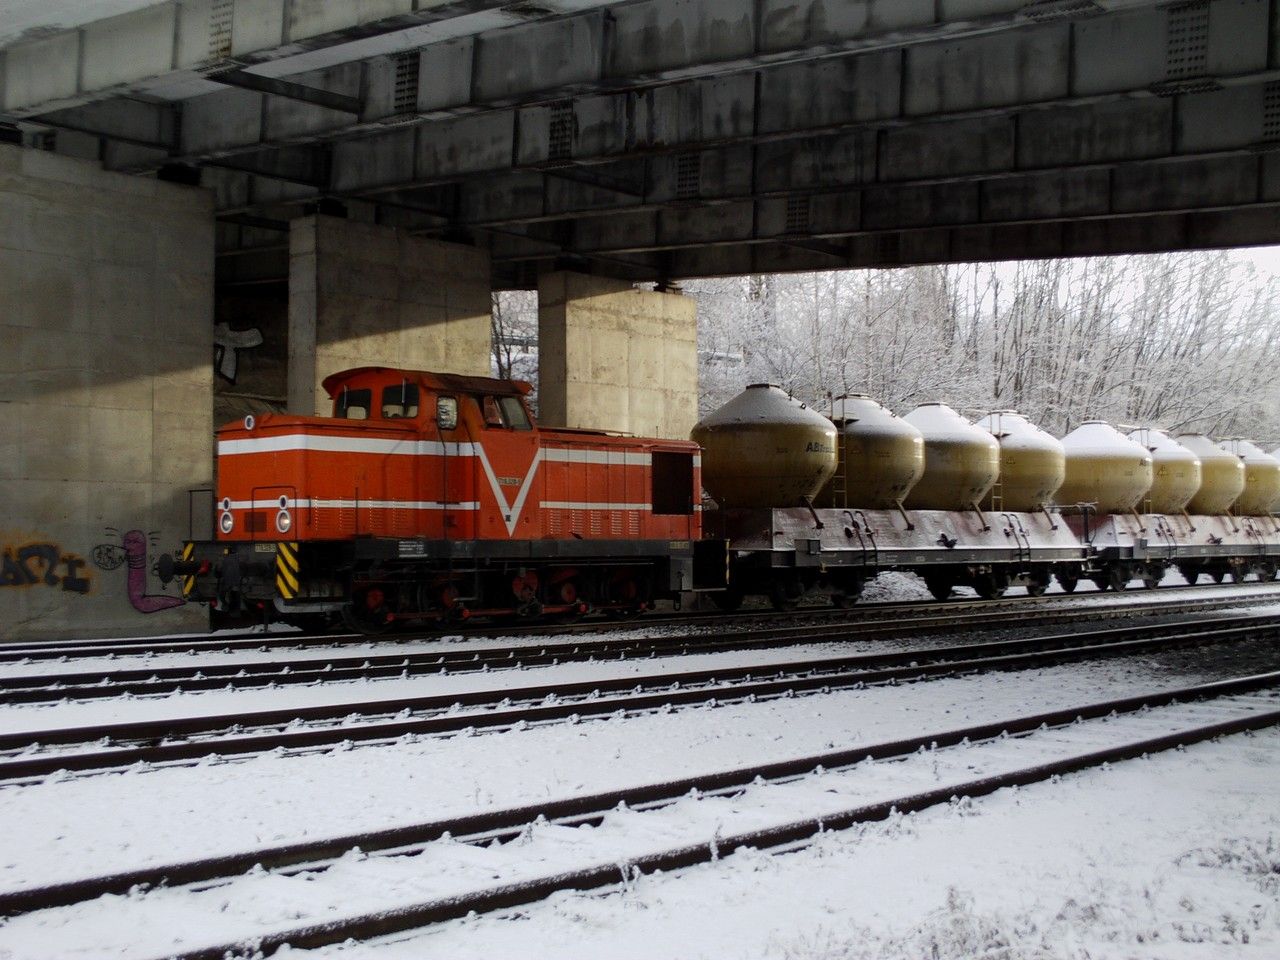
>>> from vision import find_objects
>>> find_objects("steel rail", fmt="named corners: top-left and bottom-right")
top-left (2, 618), bottom-right (1277, 782)
top-left (3, 581), bottom-right (1276, 663)
top-left (6, 593), bottom-right (1280, 703)
top-left (13, 674), bottom-right (1277, 955)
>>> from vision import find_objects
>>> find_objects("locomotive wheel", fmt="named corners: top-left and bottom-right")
top-left (1055, 570), bottom-right (1080, 594)
top-left (924, 574), bottom-right (953, 601)
top-left (341, 588), bottom-right (393, 636)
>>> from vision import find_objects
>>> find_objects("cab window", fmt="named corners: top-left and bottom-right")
top-left (499, 396), bottom-right (532, 431)
top-left (480, 395), bottom-right (532, 430)
top-left (336, 388), bottom-right (371, 419)
top-left (382, 383), bottom-right (419, 419)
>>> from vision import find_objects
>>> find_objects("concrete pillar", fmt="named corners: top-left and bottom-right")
top-left (0, 144), bottom-right (213, 640)
top-left (538, 272), bottom-right (698, 439)
top-left (288, 215), bottom-right (493, 414)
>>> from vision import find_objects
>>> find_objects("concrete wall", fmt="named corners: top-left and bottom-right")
top-left (288, 216), bottom-right (492, 414)
top-left (538, 272), bottom-right (698, 439)
top-left (0, 143), bottom-right (213, 640)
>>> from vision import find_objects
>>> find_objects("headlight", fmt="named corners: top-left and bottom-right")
top-left (275, 509), bottom-right (292, 533)
top-left (219, 511), bottom-right (234, 534)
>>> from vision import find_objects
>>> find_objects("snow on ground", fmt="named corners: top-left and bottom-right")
top-left (310, 726), bottom-right (1280, 960)
top-left (1, 698), bottom-right (1276, 960)
top-left (0, 642), bottom-right (1274, 895)
top-left (5, 578), bottom-right (1278, 687)
top-left (3, 594), bottom-right (1280, 738)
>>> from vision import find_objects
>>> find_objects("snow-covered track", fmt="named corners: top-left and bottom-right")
top-left (4, 581), bottom-right (1278, 665)
top-left (3, 614), bottom-right (1278, 783)
top-left (8, 593), bottom-right (1280, 705)
top-left (6, 673), bottom-right (1278, 959)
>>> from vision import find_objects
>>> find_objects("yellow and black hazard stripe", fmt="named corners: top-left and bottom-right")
top-left (276, 542), bottom-right (300, 600)
top-left (181, 542), bottom-right (197, 598)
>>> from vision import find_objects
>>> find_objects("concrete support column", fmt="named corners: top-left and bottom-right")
top-left (0, 144), bottom-right (213, 640)
top-left (537, 272), bottom-right (698, 440)
top-left (288, 216), bottom-right (493, 414)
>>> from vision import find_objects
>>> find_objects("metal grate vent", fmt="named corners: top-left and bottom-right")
top-left (1166, 1), bottom-right (1209, 80)
top-left (393, 52), bottom-right (420, 114)
top-left (208, 0), bottom-right (234, 61)
top-left (786, 195), bottom-right (811, 233)
top-left (675, 153), bottom-right (702, 199)
top-left (548, 103), bottom-right (575, 160)
top-left (1265, 83), bottom-right (1280, 141)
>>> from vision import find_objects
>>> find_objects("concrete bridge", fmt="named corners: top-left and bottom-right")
top-left (3, 0), bottom-right (1278, 638)
top-left (6, 0), bottom-right (1280, 286)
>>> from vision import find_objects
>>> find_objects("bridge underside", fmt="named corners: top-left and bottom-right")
top-left (5, 0), bottom-right (1280, 289)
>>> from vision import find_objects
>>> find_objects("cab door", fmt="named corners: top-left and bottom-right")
top-left (476, 393), bottom-right (540, 540)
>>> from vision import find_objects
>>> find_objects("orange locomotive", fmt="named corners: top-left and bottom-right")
top-left (169, 367), bottom-right (711, 632)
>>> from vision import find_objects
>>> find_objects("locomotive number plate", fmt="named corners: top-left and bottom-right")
top-left (399, 541), bottom-right (426, 557)
top-left (254, 543), bottom-right (277, 553)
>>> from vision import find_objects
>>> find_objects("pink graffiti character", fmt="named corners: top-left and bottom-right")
top-left (122, 530), bottom-right (185, 614)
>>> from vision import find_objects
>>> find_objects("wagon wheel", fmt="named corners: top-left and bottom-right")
top-left (1178, 565), bottom-right (1201, 586)
top-left (1230, 566), bottom-right (1247, 584)
top-left (1141, 565), bottom-right (1163, 590)
top-left (1211, 569), bottom-right (1226, 584)
top-left (710, 588), bottom-right (744, 612)
top-left (1107, 565), bottom-right (1130, 592)
top-left (973, 573), bottom-right (1007, 600)
top-left (923, 574), bottom-right (953, 601)
top-left (768, 580), bottom-right (801, 612)
top-left (1024, 570), bottom-right (1050, 597)
top-left (1055, 570), bottom-right (1080, 594)
top-left (830, 577), bottom-right (865, 609)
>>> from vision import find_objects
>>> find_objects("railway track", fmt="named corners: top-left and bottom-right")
top-left (5, 672), bottom-right (1277, 960)
top-left (6, 589), bottom-right (1280, 704)
top-left (3, 612), bottom-right (1278, 782)
top-left (3, 580), bottom-right (1278, 665)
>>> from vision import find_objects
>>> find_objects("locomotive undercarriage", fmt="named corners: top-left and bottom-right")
top-left (170, 537), bottom-right (714, 634)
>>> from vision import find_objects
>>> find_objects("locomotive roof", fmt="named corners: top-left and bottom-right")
top-left (322, 367), bottom-right (533, 398)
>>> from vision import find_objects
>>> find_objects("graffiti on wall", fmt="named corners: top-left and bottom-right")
top-left (1, 542), bottom-right (92, 593)
top-left (93, 529), bottom-right (186, 614)
top-left (214, 322), bottom-right (265, 384)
